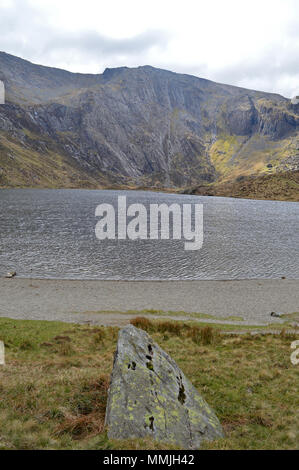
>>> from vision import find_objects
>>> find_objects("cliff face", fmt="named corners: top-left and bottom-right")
top-left (0, 51), bottom-right (299, 188)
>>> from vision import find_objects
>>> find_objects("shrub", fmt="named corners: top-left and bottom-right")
top-left (93, 329), bottom-right (106, 345)
top-left (130, 317), bottom-right (152, 332)
top-left (188, 325), bottom-right (218, 345)
top-left (200, 326), bottom-right (215, 345)
top-left (156, 321), bottom-right (182, 336)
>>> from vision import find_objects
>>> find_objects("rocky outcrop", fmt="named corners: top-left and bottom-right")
top-left (225, 95), bottom-right (258, 136)
top-left (105, 325), bottom-right (224, 449)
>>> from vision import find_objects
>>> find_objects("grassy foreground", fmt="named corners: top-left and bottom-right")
top-left (0, 317), bottom-right (298, 450)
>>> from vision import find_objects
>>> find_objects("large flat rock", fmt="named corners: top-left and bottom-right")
top-left (105, 325), bottom-right (224, 449)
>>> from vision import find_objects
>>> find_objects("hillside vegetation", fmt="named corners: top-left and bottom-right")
top-left (183, 170), bottom-right (299, 201)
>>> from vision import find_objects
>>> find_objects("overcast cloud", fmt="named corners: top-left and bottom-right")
top-left (0, 0), bottom-right (298, 97)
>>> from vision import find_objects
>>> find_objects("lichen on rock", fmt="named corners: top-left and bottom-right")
top-left (105, 324), bottom-right (224, 449)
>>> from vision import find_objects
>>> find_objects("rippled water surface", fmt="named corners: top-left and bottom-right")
top-left (0, 189), bottom-right (298, 280)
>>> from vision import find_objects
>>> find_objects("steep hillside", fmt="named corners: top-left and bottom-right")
top-left (183, 170), bottom-right (299, 201)
top-left (0, 51), bottom-right (299, 192)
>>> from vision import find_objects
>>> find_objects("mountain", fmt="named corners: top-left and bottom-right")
top-left (0, 51), bottom-right (299, 193)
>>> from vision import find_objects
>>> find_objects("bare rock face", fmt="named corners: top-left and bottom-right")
top-left (105, 325), bottom-right (224, 449)
top-left (0, 80), bottom-right (4, 104)
top-left (1, 51), bottom-right (299, 189)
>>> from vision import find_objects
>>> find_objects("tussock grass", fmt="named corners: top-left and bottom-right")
top-left (0, 317), bottom-right (298, 449)
top-left (129, 316), bottom-right (152, 331)
top-left (187, 325), bottom-right (220, 345)
top-left (131, 318), bottom-right (222, 344)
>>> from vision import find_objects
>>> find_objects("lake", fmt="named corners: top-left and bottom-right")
top-left (0, 189), bottom-right (298, 280)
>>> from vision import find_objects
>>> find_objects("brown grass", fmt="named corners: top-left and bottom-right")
top-left (0, 317), bottom-right (298, 450)
top-left (130, 316), bottom-right (152, 331)
top-left (187, 325), bottom-right (219, 345)
top-left (55, 375), bottom-right (109, 439)
top-left (131, 317), bottom-right (218, 344)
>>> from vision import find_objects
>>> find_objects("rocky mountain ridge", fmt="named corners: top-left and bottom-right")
top-left (0, 51), bottom-right (299, 189)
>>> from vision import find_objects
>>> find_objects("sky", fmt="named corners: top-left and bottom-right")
top-left (0, 0), bottom-right (298, 97)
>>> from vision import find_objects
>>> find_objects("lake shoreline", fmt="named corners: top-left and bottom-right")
top-left (1, 277), bottom-right (298, 326)
top-left (1, 175), bottom-right (299, 203)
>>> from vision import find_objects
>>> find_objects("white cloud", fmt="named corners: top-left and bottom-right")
top-left (0, 0), bottom-right (298, 97)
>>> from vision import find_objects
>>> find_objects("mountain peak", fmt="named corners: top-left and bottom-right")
top-left (102, 66), bottom-right (129, 80)
top-left (0, 51), bottom-right (298, 191)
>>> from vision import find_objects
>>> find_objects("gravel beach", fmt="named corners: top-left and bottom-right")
top-left (0, 278), bottom-right (298, 326)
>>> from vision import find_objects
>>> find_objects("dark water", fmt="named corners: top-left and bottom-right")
top-left (0, 189), bottom-right (298, 280)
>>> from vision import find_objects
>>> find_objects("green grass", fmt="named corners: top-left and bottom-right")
top-left (280, 312), bottom-right (299, 322)
top-left (75, 308), bottom-right (245, 322)
top-left (129, 309), bottom-right (245, 322)
top-left (0, 131), bottom-right (107, 189)
top-left (0, 317), bottom-right (298, 449)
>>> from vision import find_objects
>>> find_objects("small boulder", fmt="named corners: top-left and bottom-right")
top-left (5, 271), bottom-right (16, 278)
top-left (105, 325), bottom-right (224, 449)
top-left (270, 311), bottom-right (282, 318)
